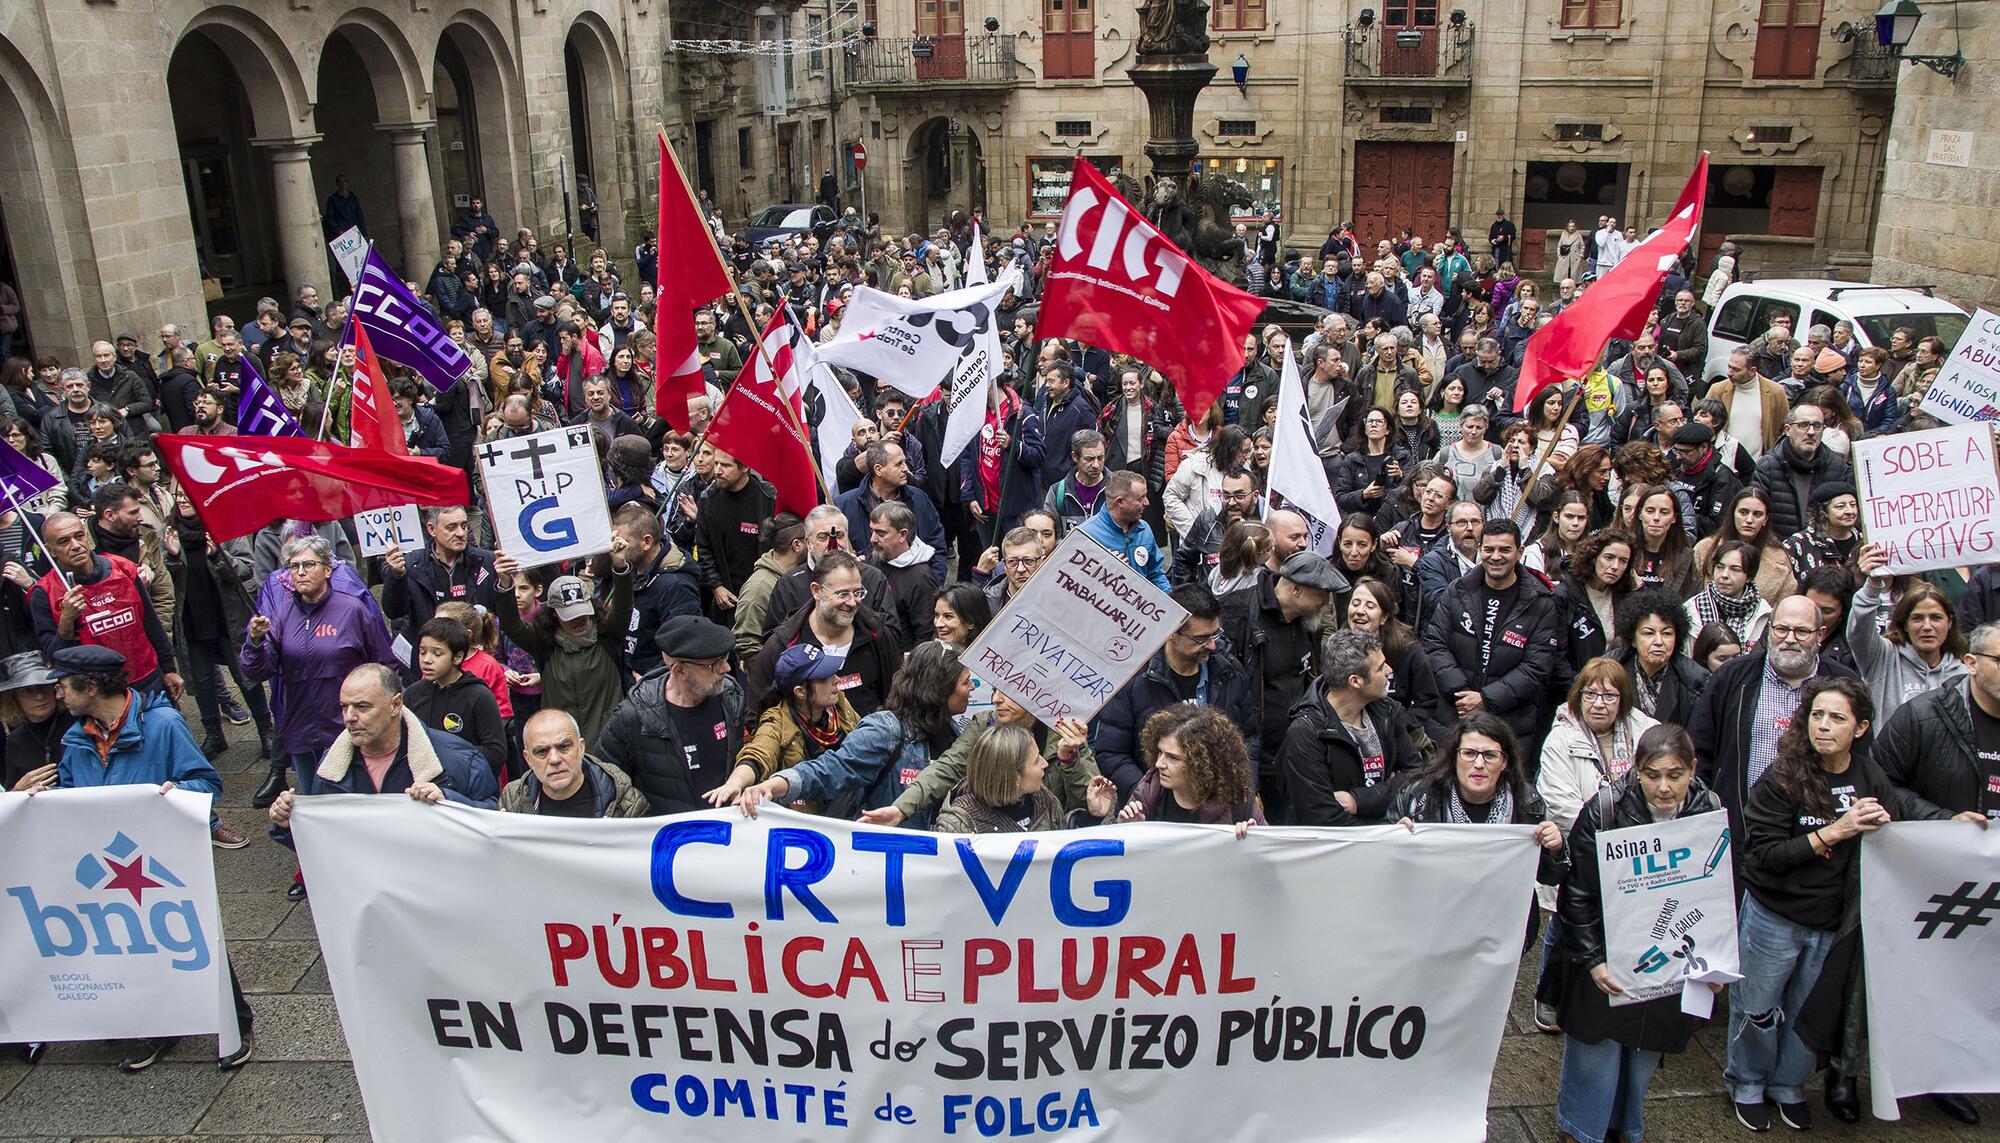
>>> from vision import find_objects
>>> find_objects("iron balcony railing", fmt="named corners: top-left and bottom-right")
top-left (1343, 20), bottom-right (1475, 83)
top-left (846, 33), bottom-right (1019, 87)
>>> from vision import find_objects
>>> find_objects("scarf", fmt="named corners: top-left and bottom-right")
top-left (554, 625), bottom-right (600, 654)
top-left (1632, 665), bottom-right (1662, 717)
top-left (1447, 783), bottom-right (1513, 826)
top-left (1691, 581), bottom-right (1764, 644)
top-left (1679, 445), bottom-right (1714, 477)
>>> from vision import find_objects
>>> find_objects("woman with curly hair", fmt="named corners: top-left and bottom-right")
top-left (1108, 705), bottom-right (1262, 835)
top-left (1693, 487), bottom-right (1795, 603)
top-left (1609, 587), bottom-right (1709, 727)
top-left (1728, 677), bottom-right (1900, 1132)
top-left (1558, 443), bottom-right (1617, 530)
top-left (1558, 529), bottom-right (1638, 675)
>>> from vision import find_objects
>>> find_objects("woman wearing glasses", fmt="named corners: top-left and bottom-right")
top-left (1392, 711), bottom-right (1569, 946)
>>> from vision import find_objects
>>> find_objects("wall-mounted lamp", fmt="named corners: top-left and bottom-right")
top-left (1357, 8), bottom-right (1376, 27)
top-left (1233, 53), bottom-right (1249, 92)
top-left (1874, 0), bottom-right (1964, 78)
top-left (984, 15), bottom-right (1000, 32)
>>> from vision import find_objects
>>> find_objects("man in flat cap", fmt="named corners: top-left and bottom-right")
top-left (596, 615), bottom-right (745, 815)
top-left (1220, 551), bottom-right (1349, 820)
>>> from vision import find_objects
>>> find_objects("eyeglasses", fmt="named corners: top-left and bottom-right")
top-left (1002, 556), bottom-right (1042, 570)
top-left (1769, 624), bottom-right (1819, 642)
top-left (1580, 690), bottom-right (1622, 706)
top-left (1457, 747), bottom-right (1505, 764)
top-left (1786, 419), bottom-right (1826, 432)
top-left (1177, 628), bottom-right (1223, 646)
top-left (285, 560), bottom-right (326, 573)
top-left (823, 588), bottom-right (865, 603)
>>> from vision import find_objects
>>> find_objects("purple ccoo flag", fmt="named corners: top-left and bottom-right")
top-left (236, 355), bottom-right (306, 438)
top-left (0, 437), bottom-right (59, 506)
top-left (352, 246), bottom-right (467, 391)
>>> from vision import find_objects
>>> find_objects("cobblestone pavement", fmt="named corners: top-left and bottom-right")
top-left (2, 723), bottom-right (1993, 1142)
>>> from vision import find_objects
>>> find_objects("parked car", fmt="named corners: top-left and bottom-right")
top-left (744, 203), bottom-right (837, 248)
top-left (1702, 278), bottom-right (1968, 382)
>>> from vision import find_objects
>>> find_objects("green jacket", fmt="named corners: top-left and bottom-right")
top-left (497, 566), bottom-right (633, 744)
top-left (732, 551), bottom-right (791, 664)
top-left (892, 715), bottom-right (1099, 820)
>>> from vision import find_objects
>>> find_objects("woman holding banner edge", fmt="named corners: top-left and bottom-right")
top-left (1550, 724), bottom-right (1722, 1143)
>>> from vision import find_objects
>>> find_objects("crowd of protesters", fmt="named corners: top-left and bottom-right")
top-left (1, 189), bottom-right (1990, 1140)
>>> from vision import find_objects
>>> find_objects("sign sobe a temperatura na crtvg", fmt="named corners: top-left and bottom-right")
top-left (477, 424), bottom-right (613, 569)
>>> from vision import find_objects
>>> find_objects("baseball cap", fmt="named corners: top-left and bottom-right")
top-left (546, 577), bottom-right (593, 621)
top-left (774, 644), bottom-right (843, 691)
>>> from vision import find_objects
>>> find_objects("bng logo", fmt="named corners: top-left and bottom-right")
top-left (6, 831), bottom-right (211, 971)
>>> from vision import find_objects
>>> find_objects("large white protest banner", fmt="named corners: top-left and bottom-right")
top-left (294, 797), bottom-right (1541, 1142)
top-left (1862, 821), bottom-right (2000, 1120)
top-left (965, 531), bottom-right (1186, 725)
top-left (478, 424), bottom-right (613, 568)
top-left (0, 787), bottom-right (234, 1046)
top-left (353, 504), bottom-right (423, 559)
top-left (1917, 308), bottom-right (2000, 424)
top-left (817, 274), bottom-right (1017, 400)
top-left (1851, 422), bottom-right (2000, 575)
top-left (328, 226), bottom-right (368, 289)
top-left (1597, 809), bottom-right (1739, 1012)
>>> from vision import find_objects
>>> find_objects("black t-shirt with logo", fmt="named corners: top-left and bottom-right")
top-left (1168, 666), bottom-right (1200, 704)
top-left (1972, 700), bottom-right (2000, 819)
top-left (664, 695), bottom-right (733, 797)
top-left (536, 785), bottom-right (599, 817)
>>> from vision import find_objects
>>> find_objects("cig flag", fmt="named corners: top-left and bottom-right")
top-left (655, 133), bottom-right (736, 431)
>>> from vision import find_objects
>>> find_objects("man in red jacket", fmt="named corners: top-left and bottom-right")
top-left (28, 512), bottom-right (181, 702)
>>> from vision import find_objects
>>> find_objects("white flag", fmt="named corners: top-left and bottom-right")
top-left (810, 359), bottom-right (863, 504)
top-left (966, 221), bottom-right (989, 286)
top-left (1267, 343), bottom-right (1342, 555)
top-left (818, 273), bottom-right (1017, 398)
top-left (939, 264), bottom-right (1018, 466)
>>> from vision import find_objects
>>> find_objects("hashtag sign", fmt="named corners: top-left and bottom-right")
top-left (1911, 880), bottom-right (2000, 939)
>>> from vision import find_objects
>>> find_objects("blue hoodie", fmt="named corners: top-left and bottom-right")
top-left (59, 689), bottom-right (222, 796)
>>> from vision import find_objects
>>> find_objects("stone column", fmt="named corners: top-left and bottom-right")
top-left (251, 134), bottom-right (327, 303)
top-left (380, 122), bottom-right (441, 274)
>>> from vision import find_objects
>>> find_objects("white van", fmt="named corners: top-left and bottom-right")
top-left (1702, 279), bottom-right (1968, 383)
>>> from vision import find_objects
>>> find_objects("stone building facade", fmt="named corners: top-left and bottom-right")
top-left (707, 0), bottom-right (1902, 280)
top-left (1871, 2), bottom-right (1997, 310)
top-left (0, 0), bottom-right (667, 361)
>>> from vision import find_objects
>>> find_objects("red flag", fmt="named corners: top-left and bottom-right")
top-left (1514, 154), bottom-right (1710, 412)
top-left (1035, 157), bottom-right (1266, 423)
top-left (704, 310), bottom-right (821, 518)
top-left (347, 322), bottom-right (409, 455)
top-left (655, 133), bottom-right (735, 431)
top-left (155, 433), bottom-right (468, 544)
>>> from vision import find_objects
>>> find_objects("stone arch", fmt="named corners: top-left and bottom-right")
top-left (173, 5), bottom-right (314, 138)
top-left (905, 116), bottom-right (986, 235)
top-left (324, 10), bottom-right (428, 125)
top-left (562, 13), bottom-right (630, 255)
top-left (0, 35), bottom-right (98, 355)
top-left (434, 11), bottom-right (526, 241)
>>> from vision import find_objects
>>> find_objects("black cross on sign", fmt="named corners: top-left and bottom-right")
top-left (508, 436), bottom-right (562, 481)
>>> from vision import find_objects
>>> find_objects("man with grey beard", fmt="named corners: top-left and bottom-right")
top-left (1690, 594), bottom-right (1861, 840)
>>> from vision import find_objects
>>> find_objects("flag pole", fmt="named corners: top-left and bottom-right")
top-left (316, 310), bottom-right (352, 444)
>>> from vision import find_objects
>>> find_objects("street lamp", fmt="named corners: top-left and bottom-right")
top-left (1232, 53), bottom-right (1249, 93)
top-left (1874, 0), bottom-right (1964, 79)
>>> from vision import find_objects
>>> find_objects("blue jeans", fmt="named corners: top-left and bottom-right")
top-left (1725, 893), bottom-right (1834, 1104)
top-left (1557, 1033), bottom-right (1662, 1143)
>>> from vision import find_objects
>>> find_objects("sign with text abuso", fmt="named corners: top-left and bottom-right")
top-left (964, 530), bottom-right (1187, 725)
top-left (478, 424), bottom-right (613, 569)
top-left (1852, 421), bottom-right (2000, 574)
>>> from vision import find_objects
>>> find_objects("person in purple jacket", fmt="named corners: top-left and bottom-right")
top-left (239, 534), bottom-right (397, 824)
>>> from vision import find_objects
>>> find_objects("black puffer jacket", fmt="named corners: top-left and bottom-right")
top-left (1750, 440), bottom-right (1852, 539)
top-left (1094, 647), bottom-right (1258, 803)
top-left (1554, 776), bottom-right (1722, 1053)
top-left (596, 669), bottom-right (746, 815)
top-left (1421, 569), bottom-right (1566, 745)
top-left (1872, 679), bottom-right (1986, 821)
top-left (1275, 679), bottom-right (1420, 826)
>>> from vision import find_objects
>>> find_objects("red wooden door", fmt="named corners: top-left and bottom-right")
top-left (1042, 0), bottom-right (1093, 79)
top-left (1768, 166), bottom-right (1821, 236)
top-left (916, 0), bottom-right (966, 80)
top-left (1380, 0), bottom-right (1439, 77)
top-left (1753, 0), bottom-right (1821, 79)
top-left (1352, 143), bottom-right (1453, 253)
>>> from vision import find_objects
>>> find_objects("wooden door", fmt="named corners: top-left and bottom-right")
top-left (916, 0), bottom-right (966, 80)
top-left (1352, 143), bottom-right (1453, 253)
top-left (1768, 165), bottom-right (1821, 236)
top-left (1380, 0), bottom-right (1439, 78)
top-left (1753, 0), bottom-right (1821, 79)
top-left (1042, 0), bottom-right (1094, 79)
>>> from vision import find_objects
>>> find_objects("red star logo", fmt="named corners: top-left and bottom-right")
top-left (102, 854), bottom-right (163, 904)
